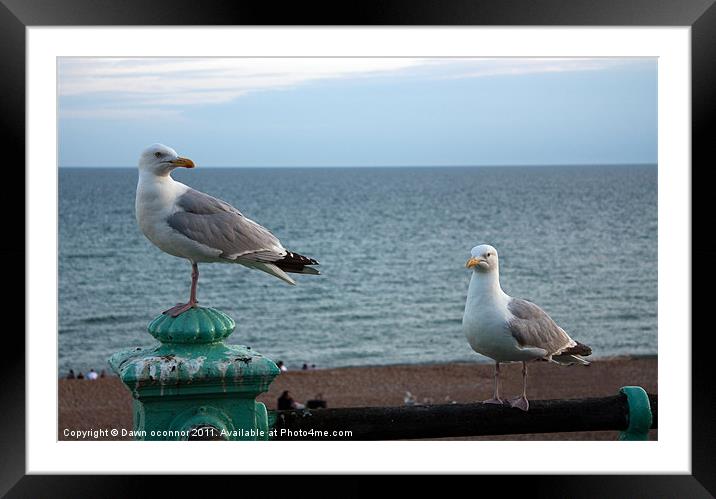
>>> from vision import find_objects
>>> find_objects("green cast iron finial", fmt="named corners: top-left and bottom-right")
top-left (148, 307), bottom-right (235, 344)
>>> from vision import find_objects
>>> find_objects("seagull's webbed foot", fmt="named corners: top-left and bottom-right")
top-left (482, 397), bottom-right (507, 406)
top-left (509, 396), bottom-right (529, 411)
top-left (162, 301), bottom-right (198, 317)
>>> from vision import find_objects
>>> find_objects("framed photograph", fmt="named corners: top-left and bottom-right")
top-left (7, 0), bottom-right (712, 495)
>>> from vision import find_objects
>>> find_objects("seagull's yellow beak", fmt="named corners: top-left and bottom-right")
top-left (171, 157), bottom-right (195, 168)
top-left (466, 257), bottom-right (482, 269)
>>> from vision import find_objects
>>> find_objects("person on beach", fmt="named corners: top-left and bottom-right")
top-left (77, 372), bottom-right (85, 379)
top-left (277, 390), bottom-right (293, 409)
top-left (306, 393), bottom-right (327, 409)
top-left (86, 369), bottom-right (99, 380)
top-left (276, 361), bottom-right (288, 373)
top-left (66, 369), bottom-right (75, 379)
top-left (277, 391), bottom-right (305, 410)
top-left (99, 369), bottom-right (107, 378)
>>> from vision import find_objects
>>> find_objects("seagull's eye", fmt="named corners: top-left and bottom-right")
top-left (154, 152), bottom-right (162, 158)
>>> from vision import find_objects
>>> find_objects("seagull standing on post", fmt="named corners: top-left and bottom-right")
top-left (462, 244), bottom-right (591, 411)
top-left (135, 143), bottom-right (320, 317)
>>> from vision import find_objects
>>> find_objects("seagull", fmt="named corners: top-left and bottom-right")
top-left (135, 143), bottom-right (320, 317)
top-left (462, 244), bottom-right (591, 411)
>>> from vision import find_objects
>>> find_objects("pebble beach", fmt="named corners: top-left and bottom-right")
top-left (59, 356), bottom-right (657, 441)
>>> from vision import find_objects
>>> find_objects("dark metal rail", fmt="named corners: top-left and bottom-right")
top-left (272, 392), bottom-right (657, 440)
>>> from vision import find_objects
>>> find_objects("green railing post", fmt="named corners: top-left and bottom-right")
top-left (618, 386), bottom-right (653, 441)
top-left (109, 307), bottom-right (279, 440)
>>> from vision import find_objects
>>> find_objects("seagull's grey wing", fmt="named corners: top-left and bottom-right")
top-left (167, 188), bottom-right (286, 262)
top-left (507, 298), bottom-right (575, 356)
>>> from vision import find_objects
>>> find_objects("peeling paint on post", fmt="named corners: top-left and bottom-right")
top-left (109, 307), bottom-right (279, 440)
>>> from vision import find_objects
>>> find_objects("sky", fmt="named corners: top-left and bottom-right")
top-left (58, 57), bottom-right (657, 168)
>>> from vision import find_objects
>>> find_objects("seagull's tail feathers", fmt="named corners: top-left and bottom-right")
top-left (264, 264), bottom-right (297, 285)
top-left (284, 265), bottom-right (320, 276)
top-left (240, 260), bottom-right (297, 285)
top-left (551, 354), bottom-right (590, 366)
top-left (551, 341), bottom-right (592, 366)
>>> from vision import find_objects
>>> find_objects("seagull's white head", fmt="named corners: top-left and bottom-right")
top-left (466, 244), bottom-right (499, 273)
top-left (138, 143), bottom-right (195, 176)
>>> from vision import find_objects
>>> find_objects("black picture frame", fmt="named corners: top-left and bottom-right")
top-left (3, 0), bottom-right (712, 496)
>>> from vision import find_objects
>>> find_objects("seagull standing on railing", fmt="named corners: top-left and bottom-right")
top-left (135, 143), bottom-right (320, 317)
top-left (462, 244), bottom-right (591, 411)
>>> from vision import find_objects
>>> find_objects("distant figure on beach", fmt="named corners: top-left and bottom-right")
top-left (66, 369), bottom-right (75, 379)
top-left (302, 363), bottom-right (308, 371)
top-left (135, 144), bottom-right (320, 317)
top-left (462, 244), bottom-right (592, 411)
top-left (77, 372), bottom-right (85, 379)
top-left (276, 361), bottom-right (288, 373)
top-left (277, 391), bottom-right (293, 409)
top-left (86, 369), bottom-right (99, 380)
top-left (277, 391), bottom-right (305, 410)
top-left (310, 363), bottom-right (316, 370)
top-left (404, 391), bottom-right (417, 406)
top-left (306, 393), bottom-right (327, 409)
top-left (99, 369), bottom-right (107, 378)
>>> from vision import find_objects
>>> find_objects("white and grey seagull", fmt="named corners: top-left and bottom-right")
top-left (462, 244), bottom-right (591, 411)
top-left (135, 143), bottom-right (319, 317)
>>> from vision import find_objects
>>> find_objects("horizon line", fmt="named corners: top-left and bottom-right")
top-left (59, 162), bottom-right (658, 169)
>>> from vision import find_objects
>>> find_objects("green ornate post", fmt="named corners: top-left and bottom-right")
top-left (109, 307), bottom-right (279, 440)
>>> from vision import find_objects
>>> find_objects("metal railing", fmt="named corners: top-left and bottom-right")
top-left (272, 387), bottom-right (656, 440)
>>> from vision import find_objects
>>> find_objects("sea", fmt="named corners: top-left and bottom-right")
top-left (59, 165), bottom-right (657, 376)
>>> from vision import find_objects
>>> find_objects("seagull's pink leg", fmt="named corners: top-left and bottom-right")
top-left (509, 362), bottom-right (530, 411)
top-left (483, 362), bottom-right (505, 405)
top-left (189, 261), bottom-right (199, 304)
top-left (163, 262), bottom-right (200, 317)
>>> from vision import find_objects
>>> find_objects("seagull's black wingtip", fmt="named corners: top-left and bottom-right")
top-left (274, 250), bottom-right (320, 274)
